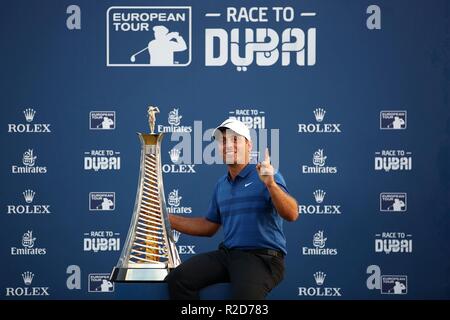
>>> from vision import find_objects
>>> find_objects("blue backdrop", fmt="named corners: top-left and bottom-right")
top-left (1, 0), bottom-right (449, 299)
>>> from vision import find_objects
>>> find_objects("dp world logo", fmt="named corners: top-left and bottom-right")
top-left (106, 6), bottom-right (192, 67)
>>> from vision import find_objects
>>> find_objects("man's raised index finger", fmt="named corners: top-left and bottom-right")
top-left (265, 148), bottom-right (270, 162)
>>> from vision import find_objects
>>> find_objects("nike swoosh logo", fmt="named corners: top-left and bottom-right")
top-left (245, 182), bottom-right (253, 187)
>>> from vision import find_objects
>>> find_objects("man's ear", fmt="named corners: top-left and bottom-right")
top-left (247, 139), bottom-right (253, 152)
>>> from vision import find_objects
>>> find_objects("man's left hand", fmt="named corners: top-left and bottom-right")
top-left (256, 148), bottom-right (275, 187)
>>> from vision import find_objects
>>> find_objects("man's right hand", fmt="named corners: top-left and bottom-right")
top-left (169, 214), bottom-right (220, 237)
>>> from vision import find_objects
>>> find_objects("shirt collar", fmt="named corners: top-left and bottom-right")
top-left (227, 163), bottom-right (254, 182)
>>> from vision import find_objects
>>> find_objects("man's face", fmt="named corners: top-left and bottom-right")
top-left (218, 129), bottom-right (251, 165)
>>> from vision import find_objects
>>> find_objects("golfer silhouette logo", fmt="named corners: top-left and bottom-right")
top-left (391, 198), bottom-right (405, 212)
top-left (130, 25), bottom-right (187, 66)
top-left (97, 197), bottom-right (114, 210)
top-left (99, 279), bottom-right (114, 292)
top-left (392, 281), bottom-right (406, 294)
top-left (391, 116), bottom-right (406, 129)
top-left (98, 116), bottom-right (114, 129)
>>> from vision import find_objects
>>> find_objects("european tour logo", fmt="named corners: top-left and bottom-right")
top-left (107, 6), bottom-right (192, 67)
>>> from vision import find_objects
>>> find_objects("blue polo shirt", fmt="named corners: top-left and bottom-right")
top-left (205, 164), bottom-right (289, 255)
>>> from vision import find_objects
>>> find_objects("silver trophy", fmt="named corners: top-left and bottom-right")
top-left (110, 106), bottom-right (181, 282)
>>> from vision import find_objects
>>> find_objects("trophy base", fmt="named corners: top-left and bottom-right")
top-left (110, 267), bottom-right (171, 282)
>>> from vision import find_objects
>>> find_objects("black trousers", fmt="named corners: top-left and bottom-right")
top-left (165, 244), bottom-right (285, 300)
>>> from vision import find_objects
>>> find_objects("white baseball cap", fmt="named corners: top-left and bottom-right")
top-left (212, 118), bottom-right (252, 142)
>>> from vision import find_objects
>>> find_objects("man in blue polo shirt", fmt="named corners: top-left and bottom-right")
top-left (166, 118), bottom-right (299, 300)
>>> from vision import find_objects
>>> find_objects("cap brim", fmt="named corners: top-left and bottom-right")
top-left (212, 119), bottom-right (251, 141)
top-left (212, 125), bottom-right (234, 141)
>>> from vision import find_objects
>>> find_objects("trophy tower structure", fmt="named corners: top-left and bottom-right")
top-left (110, 106), bottom-right (181, 282)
